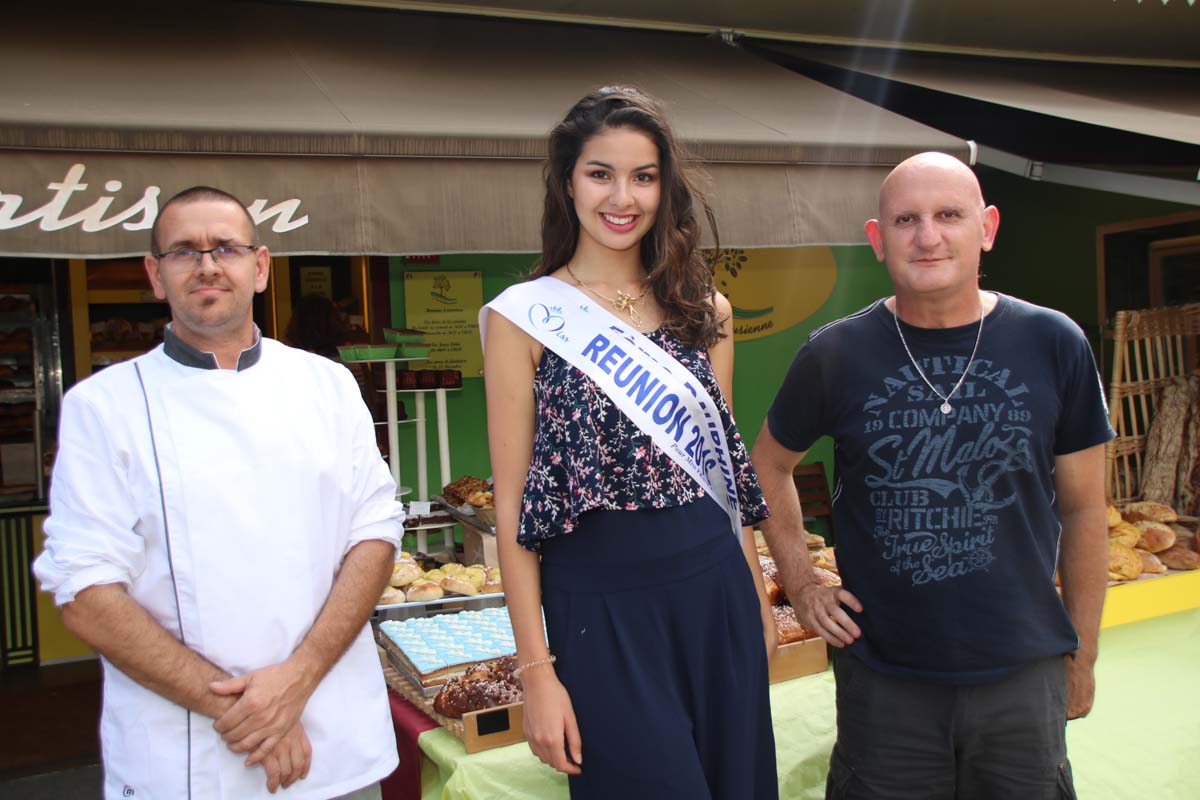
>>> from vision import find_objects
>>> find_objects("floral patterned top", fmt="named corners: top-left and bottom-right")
top-left (518, 327), bottom-right (770, 551)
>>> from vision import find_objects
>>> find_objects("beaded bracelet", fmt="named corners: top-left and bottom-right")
top-left (512, 654), bottom-right (557, 680)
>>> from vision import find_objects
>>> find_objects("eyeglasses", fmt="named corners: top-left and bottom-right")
top-left (154, 244), bottom-right (260, 267)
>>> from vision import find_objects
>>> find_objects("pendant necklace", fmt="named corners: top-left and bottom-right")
top-left (892, 293), bottom-right (985, 415)
top-left (566, 264), bottom-right (650, 328)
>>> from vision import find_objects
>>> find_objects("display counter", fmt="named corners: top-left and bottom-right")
top-left (394, 609), bottom-right (1200, 800)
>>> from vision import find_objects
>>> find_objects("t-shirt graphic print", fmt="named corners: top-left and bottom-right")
top-left (767, 294), bottom-right (1114, 681)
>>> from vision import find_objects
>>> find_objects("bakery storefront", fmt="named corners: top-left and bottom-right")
top-left (3, 3), bottom-right (1197, 798)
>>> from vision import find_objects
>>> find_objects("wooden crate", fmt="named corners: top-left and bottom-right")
top-left (380, 650), bottom-right (527, 754)
top-left (768, 636), bottom-right (829, 684)
top-left (1106, 303), bottom-right (1200, 505)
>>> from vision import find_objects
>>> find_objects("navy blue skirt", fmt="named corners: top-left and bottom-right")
top-left (540, 500), bottom-right (778, 800)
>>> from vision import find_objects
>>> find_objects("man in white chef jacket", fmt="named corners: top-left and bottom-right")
top-left (35, 186), bottom-right (403, 799)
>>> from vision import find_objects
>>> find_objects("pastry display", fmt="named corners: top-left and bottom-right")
top-left (432, 655), bottom-right (523, 719)
top-left (378, 607), bottom-right (520, 687)
top-left (379, 559), bottom-right (503, 605)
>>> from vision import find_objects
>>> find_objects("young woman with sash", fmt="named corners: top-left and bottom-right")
top-left (481, 86), bottom-right (778, 798)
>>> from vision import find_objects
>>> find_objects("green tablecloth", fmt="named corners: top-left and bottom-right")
top-left (418, 609), bottom-right (1200, 799)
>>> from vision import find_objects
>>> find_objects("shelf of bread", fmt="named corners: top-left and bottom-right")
top-left (377, 553), bottom-right (502, 608)
top-left (1101, 500), bottom-right (1200, 628)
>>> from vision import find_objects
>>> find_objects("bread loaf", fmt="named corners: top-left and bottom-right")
top-left (442, 575), bottom-right (479, 596)
top-left (406, 579), bottom-right (444, 602)
top-left (1108, 541), bottom-right (1144, 581)
top-left (462, 566), bottom-right (487, 591)
top-left (1136, 549), bottom-right (1168, 575)
top-left (433, 676), bottom-right (522, 719)
top-left (1181, 375), bottom-right (1200, 516)
top-left (432, 655), bottom-right (523, 719)
top-left (389, 559), bottom-right (421, 588)
top-left (1134, 520), bottom-right (1176, 553)
top-left (1140, 376), bottom-right (1191, 505)
top-left (1124, 501), bottom-right (1178, 524)
top-left (1109, 522), bottom-right (1141, 548)
top-left (1158, 543), bottom-right (1200, 570)
top-left (379, 586), bottom-right (407, 605)
top-left (1105, 503), bottom-right (1122, 528)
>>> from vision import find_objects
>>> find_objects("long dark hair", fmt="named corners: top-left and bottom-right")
top-left (531, 86), bottom-right (724, 349)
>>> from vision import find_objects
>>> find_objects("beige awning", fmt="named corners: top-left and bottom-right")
top-left (784, 45), bottom-right (1200, 148)
top-left (0, 3), bottom-right (966, 257)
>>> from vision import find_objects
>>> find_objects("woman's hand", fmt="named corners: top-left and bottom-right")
top-left (761, 600), bottom-right (780, 661)
top-left (520, 668), bottom-right (583, 775)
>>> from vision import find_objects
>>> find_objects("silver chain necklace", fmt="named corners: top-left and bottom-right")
top-left (892, 294), bottom-right (985, 415)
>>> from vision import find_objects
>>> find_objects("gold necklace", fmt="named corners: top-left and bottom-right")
top-left (566, 264), bottom-right (650, 328)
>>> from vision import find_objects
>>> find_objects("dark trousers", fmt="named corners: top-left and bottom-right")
top-left (541, 503), bottom-right (778, 800)
top-left (827, 653), bottom-right (1076, 800)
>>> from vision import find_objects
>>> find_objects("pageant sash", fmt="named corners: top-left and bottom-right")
top-left (481, 276), bottom-right (741, 538)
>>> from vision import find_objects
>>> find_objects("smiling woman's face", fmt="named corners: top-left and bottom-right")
top-left (568, 126), bottom-right (661, 257)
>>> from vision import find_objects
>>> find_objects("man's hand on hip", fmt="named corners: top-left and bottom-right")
top-left (211, 658), bottom-right (319, 765)
top-left (792, 582), bottom-right (864, 648)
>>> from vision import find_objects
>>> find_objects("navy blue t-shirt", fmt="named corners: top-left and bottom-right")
top-left (767, 294), bottom-right (1114, 683)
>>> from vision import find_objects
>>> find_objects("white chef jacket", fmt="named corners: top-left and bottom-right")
top-left (35, 333), bottom-right (402, 800)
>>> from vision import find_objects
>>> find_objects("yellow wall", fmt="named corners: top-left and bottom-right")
top-left (33, 514), bottom-right (94, 662)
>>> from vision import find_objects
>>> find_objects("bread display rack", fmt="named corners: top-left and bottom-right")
top-left (343, 348), bottom-right (461, 554)
top-left (374, 591), bottom-right (505, 620)
top-left (1106, 303), bottom-right (1199, 505)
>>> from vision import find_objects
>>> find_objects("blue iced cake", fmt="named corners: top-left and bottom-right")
top-left (379, 606), bottom-right (521, 686)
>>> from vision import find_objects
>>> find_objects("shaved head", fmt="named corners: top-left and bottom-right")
top-left (879, 152), bottom-right (985, 218)
top-left (864, 151), bottom-right (1000, 313)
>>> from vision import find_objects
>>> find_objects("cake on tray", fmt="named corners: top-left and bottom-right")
top-left (378, 606), bottom-right (519, 687)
